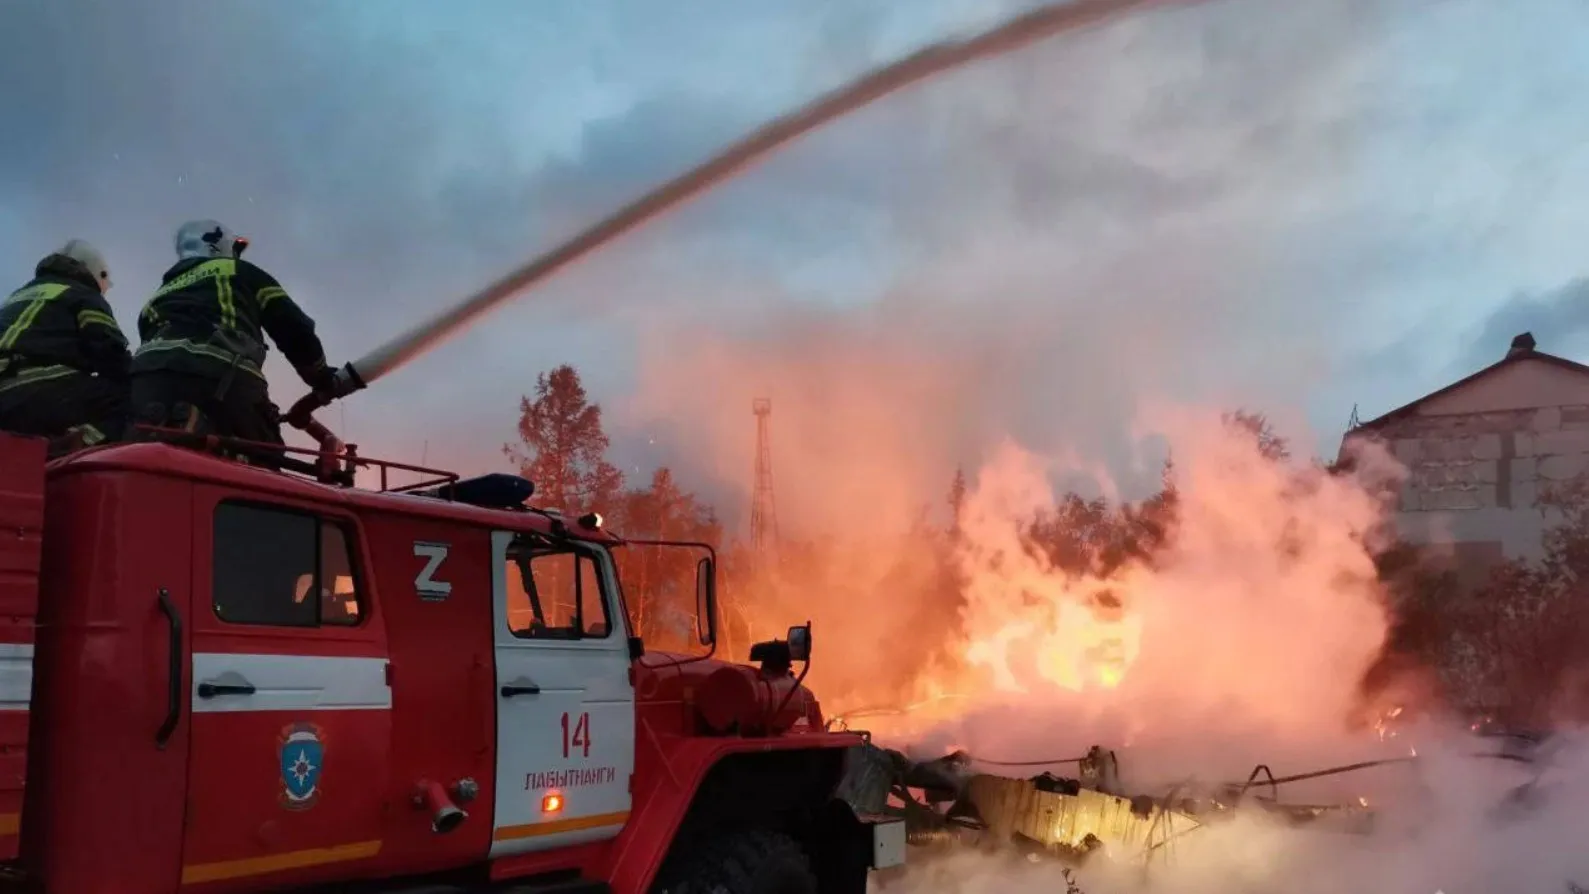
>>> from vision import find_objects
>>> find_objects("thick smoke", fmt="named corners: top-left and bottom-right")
top-left (621, 295), bottom-right (1412, 775)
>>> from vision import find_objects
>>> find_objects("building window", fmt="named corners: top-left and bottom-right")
top-left (212, 502), bottom-right (363, 627)
top-left (505, 542), bottom-right (611, 640)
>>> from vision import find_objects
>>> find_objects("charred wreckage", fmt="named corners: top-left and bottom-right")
top-left (830, 722), bottom-right (1560, 874)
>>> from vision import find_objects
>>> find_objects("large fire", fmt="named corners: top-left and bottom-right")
top-left (961, 570), bottom-right (1144, 693)
top-left (798, 412), bottom-right (1399, 754)
top-left (956, 442), bottom-right (1146, 696)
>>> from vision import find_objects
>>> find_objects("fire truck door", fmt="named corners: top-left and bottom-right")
top-left (183, 496), bottom-right (392, 888)
top-left (489, 530), bottom-right (635, 858)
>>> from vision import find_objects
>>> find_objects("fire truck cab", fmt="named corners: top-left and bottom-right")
top-left (0, 432), bottom-right (904, 894)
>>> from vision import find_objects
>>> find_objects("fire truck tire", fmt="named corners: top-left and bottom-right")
top-left (653, 828), bottom-right (818, 894)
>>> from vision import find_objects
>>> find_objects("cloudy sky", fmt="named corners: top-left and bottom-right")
top-left (4, 0), bottom-right (1589, 528)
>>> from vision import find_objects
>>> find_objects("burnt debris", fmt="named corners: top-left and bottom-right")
top-left (836, 741), bottom-right (1381, 865)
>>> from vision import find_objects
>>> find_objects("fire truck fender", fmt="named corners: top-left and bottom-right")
top-left (603, 731), bottom-right (883, 893)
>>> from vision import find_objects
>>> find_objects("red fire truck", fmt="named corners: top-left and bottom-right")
top-left (0, 428), bottom-right (904, 894)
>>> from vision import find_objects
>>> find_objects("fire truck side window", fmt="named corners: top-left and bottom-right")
top-left (212, 502), bottom-right (364, 628)
top-left (505, 546), bottom-right (611, 640)
top-left (315, 524), bottom-right (361, 626)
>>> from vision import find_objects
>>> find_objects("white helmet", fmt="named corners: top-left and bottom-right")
top-left (58, 238), bottom-right (112, 293)
top-left (175, 219), bottom-right (249, 261)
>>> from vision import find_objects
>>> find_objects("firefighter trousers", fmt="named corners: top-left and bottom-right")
top-left (0, 369), bottom-right (128, 447)
top-left (125, 369), bottom-right (287, 467)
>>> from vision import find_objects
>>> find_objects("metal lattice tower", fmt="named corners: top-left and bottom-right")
top-left (749, 398), bottom-right (780, 554)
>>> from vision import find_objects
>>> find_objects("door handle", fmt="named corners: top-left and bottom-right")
top-left (197, 677), bottom-right (257, 698)
top-left (500, 677), bottom-right (541, 698)
top-left (155, 588), bottom-right (182, 749)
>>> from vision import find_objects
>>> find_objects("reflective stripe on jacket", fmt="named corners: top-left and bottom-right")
top-left (133, 257), bottom-right (330, 387)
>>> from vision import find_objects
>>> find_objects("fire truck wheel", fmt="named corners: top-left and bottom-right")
top-left (654, 828), bottom-right (818, 894)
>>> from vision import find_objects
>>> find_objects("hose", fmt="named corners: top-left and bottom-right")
top-left (969, 755), bottom-right (1088, 768)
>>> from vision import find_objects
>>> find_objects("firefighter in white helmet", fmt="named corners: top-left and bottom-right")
top-left (0, 239), bottom-right (132, 450)
top-left (126, 220), bottom-right (357, 456)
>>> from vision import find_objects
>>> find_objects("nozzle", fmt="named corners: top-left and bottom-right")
top-left (414, 779), bottom-right (468, 834)
top-left (338, 361), bottom-right (367, 394)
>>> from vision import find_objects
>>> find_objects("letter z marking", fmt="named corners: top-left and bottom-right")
top-left (413, 541), bottom-right (452, 601)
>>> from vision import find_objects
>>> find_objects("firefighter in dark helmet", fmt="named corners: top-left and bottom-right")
top-left (126, 220), bottom-right (361, 454)
top-left (0, 239), bottom-right (131, 449)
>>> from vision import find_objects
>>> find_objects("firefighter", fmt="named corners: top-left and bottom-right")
top-left (0, 239), bottom-right (131, 449)
top-left (126, 220), bottom-right (360, 455)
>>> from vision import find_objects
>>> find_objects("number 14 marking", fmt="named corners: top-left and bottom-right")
top-left (561, 711), bottom-right (591, 758)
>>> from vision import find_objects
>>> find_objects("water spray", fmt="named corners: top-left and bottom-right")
top-left (289, 0), bottom-right (1205, 424)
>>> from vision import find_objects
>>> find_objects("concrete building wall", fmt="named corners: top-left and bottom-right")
top-left (1345, 357), bottom-right (1589, 573)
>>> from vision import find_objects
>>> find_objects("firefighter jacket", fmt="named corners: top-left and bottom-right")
top-left (133, 257), bottom-right (333, 389)
top-left (0, 254), bottom-right (131, 393)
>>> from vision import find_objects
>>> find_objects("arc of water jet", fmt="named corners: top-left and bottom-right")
top-left (347, 0), bottom-right (1205, 388)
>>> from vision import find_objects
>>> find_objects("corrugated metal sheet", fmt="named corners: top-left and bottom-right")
top-left (966, 774), bottom-right (1202, 858)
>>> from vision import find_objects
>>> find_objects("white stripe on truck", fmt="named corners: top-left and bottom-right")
top-left (190, 652), bottom-right (391, 713)
top-left (0, 643), bottom-right (31, 711)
